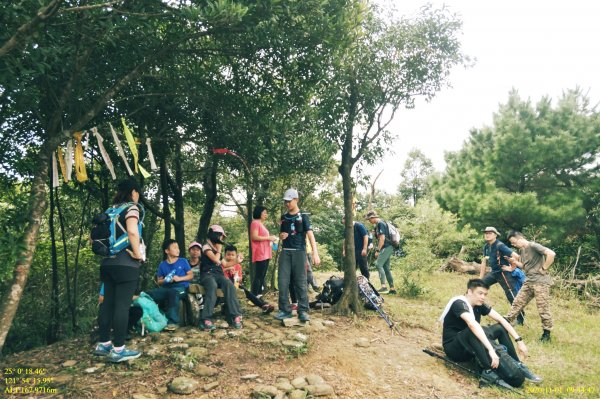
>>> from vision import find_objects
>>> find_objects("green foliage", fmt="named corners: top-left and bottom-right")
top-left (432, 89), bottom-right (600, 271)
top-left (397, 149), bottom-right (433, 206)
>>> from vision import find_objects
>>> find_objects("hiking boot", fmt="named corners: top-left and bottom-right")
top-left (298, 312), bottom-right (310, 322)
top-left (261, 304), bottom-right (275, 314)
top-left (388, 289), bottom-right (397, 295)
top-left (164, 324), bottom-right (179, 332)
top-left (540, 330), bottom-right (551, 343)
top-left (106, 347), bottom-right (141, 363)
top-left (480, 369), bottom-right (507, 385)
top-left (274, 311), bottom-right (293, 320)
top-left (199, 319), bottom-right (216, 331)
top-left (291, 303), bottom-right (298, 311)
top-left (378, 287), bottom-right (389, 294)
top-left (518, 362), bottom-right (543, 383)
top-left (93, 342), bottom-right (113, 357)
top-left (232, 316), bottom-right (243, 329)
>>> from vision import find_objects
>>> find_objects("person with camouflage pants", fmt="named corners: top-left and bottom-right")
top-left (505, 230), bottom-right (556, 342)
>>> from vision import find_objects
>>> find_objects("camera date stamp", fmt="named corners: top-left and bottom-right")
top-left (2, 367), bottom-right (59, 395)
top-left (525, 385), bottom-right (597, 396)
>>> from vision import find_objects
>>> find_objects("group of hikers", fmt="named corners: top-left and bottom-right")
top-left (94, 179), bottom-right (557, 390)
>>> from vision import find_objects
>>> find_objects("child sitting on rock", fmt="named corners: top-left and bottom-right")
top-left (222, 245), bottom-right (275, 314)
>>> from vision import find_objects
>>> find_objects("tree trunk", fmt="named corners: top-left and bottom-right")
top-left (0, 144), bottom-right (53, 350)
top-left (197, 156), bottom-right (218, 242)
top-left (333, 78), bottom-right (362, 315)
top-left (172, 144), bottom-right (185, 251)
top-left (71, 188), bottom-right (91, 331)
top-left (160, 156), bottom-right (172, 243)
top-left (55, 185), bottom-right (75, 327)
top-left (47, 179), bottom-right (60, 344)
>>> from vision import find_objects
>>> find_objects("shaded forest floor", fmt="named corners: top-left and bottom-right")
top-left (1, 272), bottom-right (598, 399)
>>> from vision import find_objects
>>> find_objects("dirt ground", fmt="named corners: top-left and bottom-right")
top-left (0, 276), bottom-right (508, 399)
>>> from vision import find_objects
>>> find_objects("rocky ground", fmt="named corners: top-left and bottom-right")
top-left (1, 284), bottom-right (505, 399)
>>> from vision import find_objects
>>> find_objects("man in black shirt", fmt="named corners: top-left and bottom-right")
top-left (440, 279), bottom-right (541, 384)
top-left (274, 188), bottom-right (320, 322)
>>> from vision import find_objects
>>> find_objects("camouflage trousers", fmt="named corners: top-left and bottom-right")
top-left (506, 281), bottom-right (553, 330)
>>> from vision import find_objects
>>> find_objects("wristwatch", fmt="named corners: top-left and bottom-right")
top-left (515, 336), bottom-right (523, 342)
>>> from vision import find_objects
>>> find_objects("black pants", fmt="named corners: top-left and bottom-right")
top-left (200, 273), bottom-right (242, 320)
top-left (444, 323), bottom-right (520, 370)
top-left (483, 271), bottom-right (524, 324)
top-left (251, 259), bottom-right (269, 296)
top-left (356, 252), bottom-right (370, 279)
top-left (98, 265), bottom-right (140, 347)
top-left (240, 284), bottom-right (267, 308)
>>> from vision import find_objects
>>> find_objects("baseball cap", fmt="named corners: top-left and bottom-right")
top-left (188, 241), bottom-right (202, 250)
top-left (283, 188), bottom-right (299, 201)
top-left (209, 224), bottom-right (227, 237)
top-left (364, 210), bottom-right (379, 219)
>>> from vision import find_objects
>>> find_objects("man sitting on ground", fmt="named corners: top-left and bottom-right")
top-left (440, 278), bottom-right (542, 385)
top-left (147, 239), bottom-right (193, 331)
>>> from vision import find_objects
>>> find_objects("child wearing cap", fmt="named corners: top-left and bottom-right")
top-left (198, 225), bottom-right (243, 331)
top-left (188, 241), bottom-right (202, 283)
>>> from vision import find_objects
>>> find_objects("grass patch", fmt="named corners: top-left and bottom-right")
top-left (384, 269), bottom-right (599, 397)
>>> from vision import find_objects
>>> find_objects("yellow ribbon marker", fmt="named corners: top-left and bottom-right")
top-left (138, 164), bottom-right (151, 178)
top-left (121, 118), bottom-right (138, 174)
top-left (57, 147), bottom-right (68, 183)
top-left (73, 131), bottom-right (88, 182)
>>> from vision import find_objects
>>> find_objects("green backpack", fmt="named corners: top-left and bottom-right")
top-left (133, 292), bottom-right (167, 333)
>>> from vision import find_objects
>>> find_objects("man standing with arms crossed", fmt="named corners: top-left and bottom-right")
top-left (480, 227), bottom-right (524, 325)
top-left (505, 230), bottom-right (555, 342)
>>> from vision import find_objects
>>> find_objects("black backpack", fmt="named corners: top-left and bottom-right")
top-left (90, 202), bottom-right (144, 257)
top-left (316, 276), bottom-right (344, 305)
top-left (495, 345), bottom-right (526, 388)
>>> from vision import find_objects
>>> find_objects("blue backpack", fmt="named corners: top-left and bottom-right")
top-left (133, 292), bottom-right (167, 333)
top-left (91, 202), bottom-right (144, 257)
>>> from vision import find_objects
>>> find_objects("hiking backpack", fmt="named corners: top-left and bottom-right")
top-left (385, 221), bottom-right (401, 249)
top-left (133, 292), bottom-right (168, 333)
top-left (495, 345), bottom-right (526, 387)
top-left (316, 275), bottom-right (345, 305)
top-left (90, 202), bottom-right (144, 257)
top-left (357, 275), bottom-right (384, 310)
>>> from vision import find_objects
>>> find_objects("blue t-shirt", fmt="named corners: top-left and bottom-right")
top-left (353, 222), bottom-right (369, 254)
top-left (375, 220), bottom-right (391, 249)
top-left (483, 239), bottom-right (513, 273)
top-left (156, 258), bottom-right (191, 288)
top-left (280, 211), bottom-right (312, 250)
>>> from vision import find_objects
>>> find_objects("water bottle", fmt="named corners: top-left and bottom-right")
top-left (233, 271), bottom-right (240, 289)
top-left (164, 269), bottom-right (176, 284)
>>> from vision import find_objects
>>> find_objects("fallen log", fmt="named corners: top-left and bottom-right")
top-left (439, 256), bottom-right (483, 275)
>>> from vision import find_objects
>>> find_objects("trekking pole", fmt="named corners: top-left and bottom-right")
top-left (357, 282), bottom-right (401, 335)
top-left (422, 349), bottom-right (524, 396)
top-left (500, 270), bottom-right (525, 323)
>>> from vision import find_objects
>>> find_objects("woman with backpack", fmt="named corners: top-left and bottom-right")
top-left (93, 179), bottom-right (144, 362)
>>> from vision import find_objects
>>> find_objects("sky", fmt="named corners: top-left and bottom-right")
top-left (364, 0), bottom-right (600, 193)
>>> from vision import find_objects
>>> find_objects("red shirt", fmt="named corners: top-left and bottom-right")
top-left (250, 220), bottom-right (272, 262)
top-left (222, 263), bottom-right (243, 281)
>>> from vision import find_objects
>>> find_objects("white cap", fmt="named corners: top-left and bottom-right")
top-left (283, 188), bottom-right (299, 201)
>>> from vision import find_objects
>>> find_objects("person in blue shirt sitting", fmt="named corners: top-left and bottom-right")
top-left (147, 239), bottom-right (193, 330)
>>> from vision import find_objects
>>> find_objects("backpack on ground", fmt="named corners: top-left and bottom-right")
top-left (385, 221), bottom-right (401, 248)
top-left (494, 345), bottom-right (526, 387)
top-left (133, 292), bottom-right (167, 333)
top-left (315, 275), bottom-right (345, 305)
top-left (357, 275), bottom-right (384, 310)
top-left (91, 202), bottom-right (144, 257)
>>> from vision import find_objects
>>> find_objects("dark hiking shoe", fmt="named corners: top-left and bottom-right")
top-left (388, 289), bottom-right (397, 295)
top-left (518, 362), bottom-right (543, 383)
top-left (261, 304), bottom-right (275, 314)
top-left (540, 330), bottom-right (551, 343)
top-left (199, 319), bottom-right (216, 331)
top-left (274, 311), bottom-right (293, 320)
top-left (298, 312), bottom-right (310, 322)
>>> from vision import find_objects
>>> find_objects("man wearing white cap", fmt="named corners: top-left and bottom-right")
top-left (480, 227), bottom-right (524, 325)
top-left (275, 188), bottom-right (320, 322)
